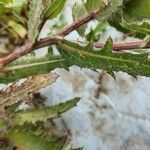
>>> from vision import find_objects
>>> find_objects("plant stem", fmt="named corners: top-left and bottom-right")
top-left (76, 40), bottom-right (144, 51)
top-left (0, 11), bottom-right (97, 70)
top-left (0, 9), bottom-right (146, 71)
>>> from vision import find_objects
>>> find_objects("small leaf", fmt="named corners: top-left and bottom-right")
top-left (13, 98), bottom-right (80, 125)
top-left (86, 21), bottom-right (108, 42)
top-left (72, 3), bottom-right (87, 36)
top-left (28, 0), bottom-right (44, 42)
top-left (57, 38), bottom-right (150, 77)
top-left (7, 127), bottom-right (66, 150)
top-left (44, 0), bottom-right (67, 19)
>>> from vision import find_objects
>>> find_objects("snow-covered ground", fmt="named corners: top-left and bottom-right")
top-left (43, 67), bottom-right (150, 150)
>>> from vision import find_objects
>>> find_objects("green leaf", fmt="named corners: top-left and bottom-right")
top-left (72, 3), bottom-right (87, 36)
top-left (7, 127), bottom-right (66, 150)
top-left (86, 21), bottom-right (108, 42)
top-left (12, 98), bottom-right (80, 125)
top-left (120, 20), bottom-right (150, 36)
top-left (28, 0), bottom-right (44, 42)
top-left (1, 56), bottom-right (67, 83)
top-left (124, 0), bottom-right (150, 20)
top-left (85, 0), bottom-right (123, 21)
top-left (44, 0), bottom-right (67, 19)
top-left (57, 38), bottom-right (150, 77)
top-left (97, 0), bottom-right (123, 21)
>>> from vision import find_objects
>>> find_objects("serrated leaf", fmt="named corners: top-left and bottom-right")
top-left (0, 73), bottom-right (59, 110)
top-left (44, 0), bottom-right (67, 19)
top-left (72, 3), bottom-right (88, 36)
top-left (7, 127), bottom-right (66, 150)
top-left (57, 38), bottom-right (150, 77)
top-left (121, 20), bottom-right (150, 36)
top-left (28, 0), bottom-right (44, 42)
top-left (13, 98), bottom-right (80, 125)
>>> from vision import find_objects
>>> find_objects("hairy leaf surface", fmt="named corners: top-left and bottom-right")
top-left (57, 38), bottom-right (150, 77)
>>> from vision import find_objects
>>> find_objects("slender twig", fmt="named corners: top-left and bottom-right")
top-left (36, 11), bottom-right (97, 48)
top-left (0, 11), bottom-right (98, 70)
top-left (0, 9), bottom-right (146, 71)
top-left (76, 40), bottom-right (144, 51)
top-left (0, 40), bottom-right (32, 70)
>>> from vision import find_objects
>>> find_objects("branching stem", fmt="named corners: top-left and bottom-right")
top-left (0, 10), bottom-right (145, 71)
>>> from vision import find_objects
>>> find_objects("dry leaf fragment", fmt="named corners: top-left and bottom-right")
top-left (0, 73), bottom-right (59, 110)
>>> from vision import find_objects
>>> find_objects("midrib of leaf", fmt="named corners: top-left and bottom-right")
top-left (5, 59), bottom-right (65, 71)
top-left (57, 38), bottom-right (150, 77)
top-left (59, 42), bottom-right (133, 63)
top-left (62, 44), bottom-right (150, 69)
top-left (0, 55), bottom-right (67, 83)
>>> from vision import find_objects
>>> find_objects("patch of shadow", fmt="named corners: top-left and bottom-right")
top-left (95, 71), bottom-right (115, 98)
